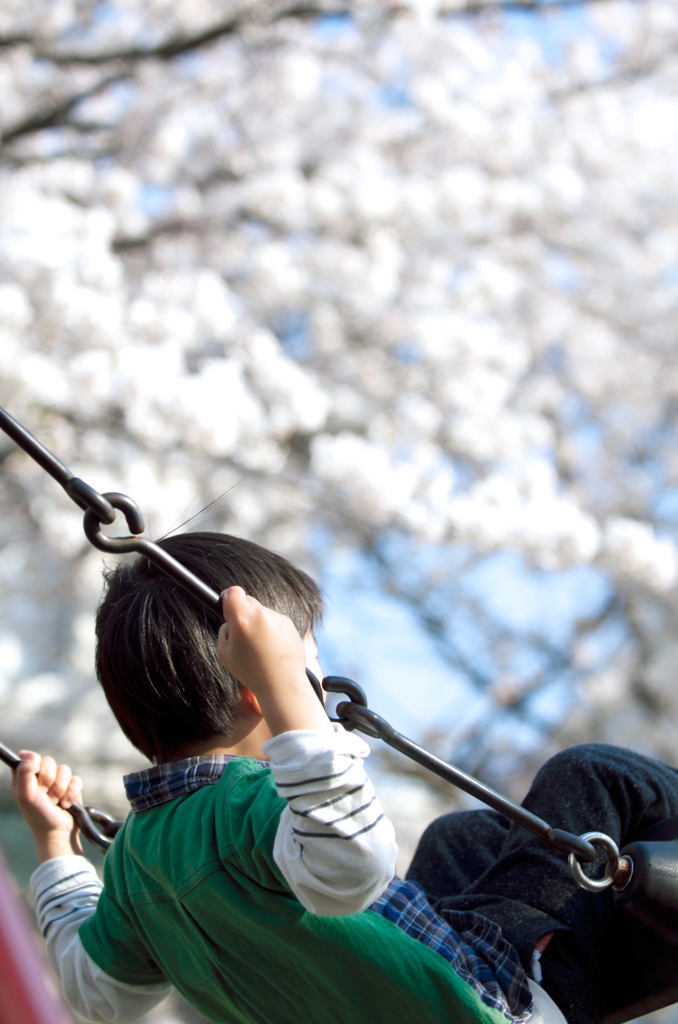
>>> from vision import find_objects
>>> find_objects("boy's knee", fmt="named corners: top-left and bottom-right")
top-left (416, 809), bottom-right (505, 853)
top-left (531, 743), bottom-right (643, 794)
top-left (539, 744), bottom-right (616, 772)
top-left (411, 812), bottom-right (461, 865)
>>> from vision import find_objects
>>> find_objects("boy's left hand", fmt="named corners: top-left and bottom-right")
top-left (12, 751), bottom-right (84, 862)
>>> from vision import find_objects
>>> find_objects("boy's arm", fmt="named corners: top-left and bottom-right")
top-left (264, 725), bottom-right (398, 915)
top-left (13, 753), bottom-right (171, 1023)
top-left (30, 856), bottom-right (171, 1024)
top-left (219, 587), bottom-right (398, 915)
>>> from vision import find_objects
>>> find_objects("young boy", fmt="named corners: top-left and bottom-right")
top-left (11, 532), bottom-right (678, 1024)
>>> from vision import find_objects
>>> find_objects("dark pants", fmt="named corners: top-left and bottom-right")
top-left (405, 744), bottom-right (678, 1024)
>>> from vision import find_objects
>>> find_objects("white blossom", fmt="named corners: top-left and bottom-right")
top-left (600, 518), bottom-right (678, 593)
top-left (1, 0), bottom-right (678, 785)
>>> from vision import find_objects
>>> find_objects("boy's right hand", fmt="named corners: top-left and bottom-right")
top-left (218, 587), bottom-right (331, 737)
top-left (12, 751), bottom-right (84, 862)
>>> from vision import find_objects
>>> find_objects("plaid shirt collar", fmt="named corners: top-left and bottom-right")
top-left (124, 754), bottom-right (269, 813)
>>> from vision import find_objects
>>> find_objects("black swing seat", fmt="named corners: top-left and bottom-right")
top-left (601, 815), bottom-right (678, 1024)
top-left (615, 814), bottom-right (678, 941)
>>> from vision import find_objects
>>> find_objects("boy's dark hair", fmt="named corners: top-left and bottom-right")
top-left (94, 532), bottom-right (323, 763)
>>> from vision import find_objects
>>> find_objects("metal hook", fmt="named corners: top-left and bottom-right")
top-left (82, 493), bottom-right (222, 617)
top-left (568, 831), bottom-right (628, 892)
top-left (321, 675), bottom-right (368, 731)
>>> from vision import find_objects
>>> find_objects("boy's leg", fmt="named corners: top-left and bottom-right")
top-left (407, 808), bottom-right (511, 901)
top-left (407, 744), bottom-right (678, 1024)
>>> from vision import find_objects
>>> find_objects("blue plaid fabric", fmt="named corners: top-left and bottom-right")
top-left (124, 755), bottom-right (266, 812)
top-left (124, 757), bottom-right (533, 1022)
top-left (370, 877), bottom-right (533, 1022)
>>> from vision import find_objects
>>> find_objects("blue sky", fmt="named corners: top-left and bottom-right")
top-left (316, 542), bottom-right (614, 774)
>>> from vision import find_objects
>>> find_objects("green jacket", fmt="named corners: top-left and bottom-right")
top-left (80, 757), bottom-right (507, 1024)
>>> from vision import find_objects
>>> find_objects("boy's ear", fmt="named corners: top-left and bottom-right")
top-left (239, 686), bottom-right (263, 717)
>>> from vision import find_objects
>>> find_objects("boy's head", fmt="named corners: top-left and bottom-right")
top-left (94, 531), bottom-right (323, 763)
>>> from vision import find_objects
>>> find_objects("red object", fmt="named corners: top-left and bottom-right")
top-left (0, 847), bottom-right (74, 1024)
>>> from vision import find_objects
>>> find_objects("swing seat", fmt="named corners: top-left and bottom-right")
top-left (615, 815), bottom-right (678, 941)
top-left (602, 815), bottom-right (678, 1024)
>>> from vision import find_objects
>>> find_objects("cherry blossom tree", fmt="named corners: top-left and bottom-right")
top-left (1, 0), bottom-right (677, 801)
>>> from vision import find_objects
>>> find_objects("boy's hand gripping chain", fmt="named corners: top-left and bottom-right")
top-left (0, 740), bottom-right (121, 851)
top-left (0, 404), bottom-right (630, 888)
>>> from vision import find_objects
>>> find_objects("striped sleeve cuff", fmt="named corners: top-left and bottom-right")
top-left (30, 856), bottom-right (102, 938)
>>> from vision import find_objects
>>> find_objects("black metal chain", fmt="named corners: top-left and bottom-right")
top-left (0, 403), bottom-right (611, 881)
top-left (321, 677), bottom-right (598, 864)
